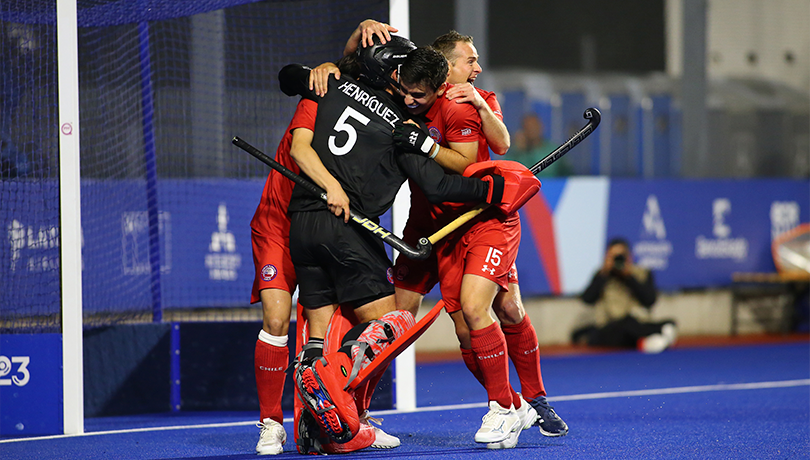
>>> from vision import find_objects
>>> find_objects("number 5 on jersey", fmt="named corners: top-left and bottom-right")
top-left (329, 107), bottom-right (370, 156)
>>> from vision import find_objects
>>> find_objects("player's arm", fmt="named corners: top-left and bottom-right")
top-left (392, 122), bottom-right (480, 174)
top-left (445, 84), bottom-right (510, 155)
top-left (343, 19), bottom-right (398, 56)
top-left (289, 128), bottom-right (352, 222)
top-left (279, 64), bottom-right (317, 100)
top-left (434, 141), bottom-right (479, 174)
top-left (308, 61), bottom-right (340, 97)
top-left (396, 152), bottom-right (502, 205)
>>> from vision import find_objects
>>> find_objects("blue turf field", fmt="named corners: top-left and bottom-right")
top-left (2, 342), bottom-right (808, 459)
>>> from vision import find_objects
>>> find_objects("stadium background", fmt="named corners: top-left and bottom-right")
top-left (0, 0), bottom-right (808, 442)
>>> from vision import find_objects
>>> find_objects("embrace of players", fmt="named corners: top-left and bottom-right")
top-left (248, 19), bottom-right (568, 455)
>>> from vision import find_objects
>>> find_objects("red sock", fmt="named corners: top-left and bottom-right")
top-left (469, 322), bottom-right (513, 408)
top-left (461, 346), bottom-right (485, 387)
top-left (502, 315), bottom-right (546, 399)
top-left (255, 338), bottom-right (289, 423)
top-left (464, 343), bottom-right (522, 409)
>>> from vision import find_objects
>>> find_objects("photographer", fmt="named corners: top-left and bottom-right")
top-left (575, 237), bottom-right (677, 353)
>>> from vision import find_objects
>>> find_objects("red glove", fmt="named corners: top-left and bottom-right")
top-left (464, 160), bottom-right (540, 214)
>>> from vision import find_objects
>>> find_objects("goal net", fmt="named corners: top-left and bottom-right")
top-left (1, 0), bottom-right (392, 436)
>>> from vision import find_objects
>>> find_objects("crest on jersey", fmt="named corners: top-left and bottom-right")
top-left (395, 265), bottom-right (409, 281)
top-left (428, 126), bottom-right (442, 145)
top-left (261, 264), bottom-right (278, 281)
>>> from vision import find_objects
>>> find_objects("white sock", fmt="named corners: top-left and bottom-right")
top-left (258, 329), bottom-right (288, 347)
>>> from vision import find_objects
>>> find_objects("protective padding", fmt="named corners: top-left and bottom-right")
top-left (463, 160), bottom-right (541, 215)
top-left (346, 300), bottom-right (446, 391)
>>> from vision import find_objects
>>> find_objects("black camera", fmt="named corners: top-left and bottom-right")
top-left (613, 253), bottom-right (626, 270)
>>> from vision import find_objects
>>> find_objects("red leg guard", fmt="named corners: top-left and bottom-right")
top-left (297, 352), bottom-right (360, 443)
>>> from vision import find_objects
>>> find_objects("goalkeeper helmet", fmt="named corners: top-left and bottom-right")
top-left (358, 34), bottom-right (416, 90)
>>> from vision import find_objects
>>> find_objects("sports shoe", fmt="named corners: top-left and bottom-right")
top-left (360, 411), bottom-right (401, 448)
top-left (529, 396), bottom-right (569, 437)
top-left (295, 353), bottom-right (360, 443)
top-left (486, 396), bottom-right (536, 449)
top-left (661, 323), bottom-right (678, 347)
top-left (294, 405), bottom-right (325, 455)
top-left (295, 405), bottom-right (375, 454)
top-left (638, 333), bottom-right (669, 354)
top-left (474, 401), bottom-right (522, 444)
top-left (256, 418), bottom-right (286, 455)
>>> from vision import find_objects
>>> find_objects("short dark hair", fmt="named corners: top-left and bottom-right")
top-left (398, 46), bottom-right (448, 93)
top-left (336, 53), bottom-right (360, 79)
top-left (431, 30), bottom-right (474, 64)
top-left (608, 237), bottom-right (630, 251)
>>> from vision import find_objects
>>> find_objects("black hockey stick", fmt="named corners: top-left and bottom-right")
top-left (232, 136), bottom-right (433, 260)
top-left (529, 107), bottom-right (601, 174)
top-left (426, 107), bottom-right (601, 244)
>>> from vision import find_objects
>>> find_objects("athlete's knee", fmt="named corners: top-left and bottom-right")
top-left (263, 316), bottom-right (290, 336)
top-left (395, 288), bottom-right (423, 317)
top-left (494, 289), bottom-right (524, 325)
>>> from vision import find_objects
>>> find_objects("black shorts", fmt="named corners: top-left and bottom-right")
top-left (289, 210), bottom-right (395, 309)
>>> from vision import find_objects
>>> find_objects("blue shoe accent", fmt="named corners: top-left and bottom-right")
top-left (528, 396), bottom-right (569, 437)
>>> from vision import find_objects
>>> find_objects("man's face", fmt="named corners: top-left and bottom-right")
top-left (447, 41), bottom-right (482, 85)
top-left (398, 80), bottom-right (445, 116)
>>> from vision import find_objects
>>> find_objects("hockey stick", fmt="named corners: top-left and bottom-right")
top-left (426, 107), bottom-right (602, 245)
top-left (232, 136), bottom-right (433, 260)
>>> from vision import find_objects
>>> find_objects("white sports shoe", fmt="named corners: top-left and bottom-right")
top-left (487, 395), bottom-right (537, 449)
top-left (256, 418), bottom-right (286, 455)
top-left (475, 401), bottom-right (522, 444)
top-left (662, 323), bottom-right (678, 347)
top-left (638, 333), bottom-right (669, 353)
top-left (360, 411), bottom-right (401, 448)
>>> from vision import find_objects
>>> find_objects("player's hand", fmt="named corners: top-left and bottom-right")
top-left (444, 82), bottom-right (485, 110)
top-left (358, 19), bottom-right (398, 48)
top-left (392, 122), bottom-right (439, 158)
top-left (480, 174), bottom-right (505, 205)
top-left (309, 62), bottom-right (340, 97)
top-left (325, 184), bottom-right (351, 223)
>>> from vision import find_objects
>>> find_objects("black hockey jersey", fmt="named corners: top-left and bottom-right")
top-left (278, 64), bottom-right (487, 219)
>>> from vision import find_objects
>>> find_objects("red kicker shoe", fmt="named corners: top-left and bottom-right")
top-left (295, 352), bottom-right (360, 444)
top-left (294, 388), bottom-right (375, 454)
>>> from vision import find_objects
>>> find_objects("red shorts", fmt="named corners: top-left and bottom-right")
top-left (250, 200), bottom-right (296, 304)
top-left (393, 218), bottom-right (439, 295)
top-left (436, 214), bottom-right (521, 314)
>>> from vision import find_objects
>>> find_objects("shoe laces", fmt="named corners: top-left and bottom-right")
top-left (481, 403), bottom-right (510, 425)
top-left (360, 410), bottom-right (384, 427)
top-left (531, 397), bottom-right (557, 416)
top-left (257, 419), bottom-right (284, 436)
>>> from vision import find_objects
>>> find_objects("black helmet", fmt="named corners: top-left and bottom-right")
top-left (358, 34), bottom-right (416, 89)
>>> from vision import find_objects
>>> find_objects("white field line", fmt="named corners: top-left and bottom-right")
top-left (2, 378), bottom-right (808, 444)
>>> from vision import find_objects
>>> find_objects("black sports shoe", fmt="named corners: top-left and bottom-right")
top-left (529, 396), bottom-right (569, 437)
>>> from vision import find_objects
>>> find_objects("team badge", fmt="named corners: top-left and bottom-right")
top-left (387, 267), bottom-right (394, 284)
top-left (395, 265), bottom-right (409, 281)
top-left (428, 126), bottom-right (442, 145)
top-left (261, 264), bottom-right (278, 281)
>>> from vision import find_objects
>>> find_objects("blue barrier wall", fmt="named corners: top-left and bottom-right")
top-left (1, 178), bottom-right (806, 315)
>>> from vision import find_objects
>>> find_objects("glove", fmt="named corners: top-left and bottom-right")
top-left (480, 174), bottom-right (505, 204)
top-left (465, 160), bottom-right (540, 214)
top-left (392, 123), bottom-right (440, 159)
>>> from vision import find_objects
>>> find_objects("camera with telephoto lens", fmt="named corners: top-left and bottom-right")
top-left (613, 253), bottom-right (626, 270)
